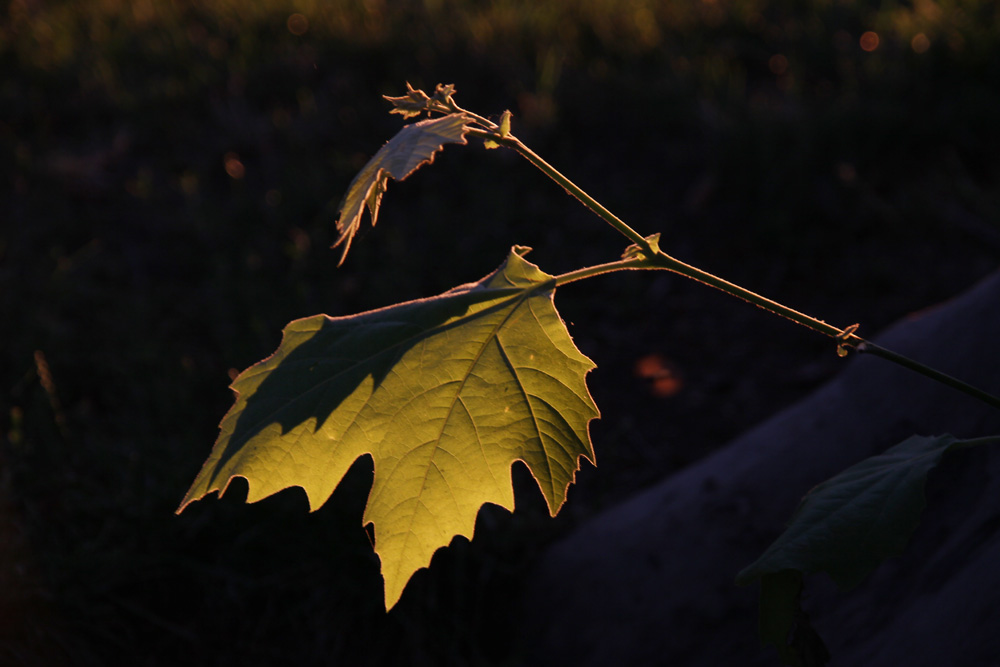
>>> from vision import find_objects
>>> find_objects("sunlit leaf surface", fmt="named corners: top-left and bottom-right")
top-left (179, 247), bottom-right (599, 608)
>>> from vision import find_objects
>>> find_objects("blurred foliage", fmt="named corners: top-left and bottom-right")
top-left (2, 0), bottom-right (999, 664)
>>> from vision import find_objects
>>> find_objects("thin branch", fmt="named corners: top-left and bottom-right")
top-left (469, 125), bottom-right (1000, 411)
top-left (465, 129), bottom-right (654, 252)
top-left (859, 342), bottom-right (1000, 410)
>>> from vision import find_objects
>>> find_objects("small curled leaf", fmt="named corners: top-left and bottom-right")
top-left (383, 82), bottom-right (432, 119)
top-left (384, 83), bottom-right (458, 119)
top-left (430, 83), bottom-right (457, 107)
top-left (334, 113), bottom-right (473, 264)
top-left (483, 110), bottom-right (512, 150)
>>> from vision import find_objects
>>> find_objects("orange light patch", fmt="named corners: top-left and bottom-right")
top-left (860, 31), bottom-right (880, 52)
top-left (287, 13), bottom-right (309, 36)
top-left (224, 152), bottom-right (245, 179)
top-left (768, 54), bottom-right (788, 76)
top-left (634, 353), bottom-right (684, 398)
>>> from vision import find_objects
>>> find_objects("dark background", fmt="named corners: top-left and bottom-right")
top-left (3, 1), bottom-right (999, 664)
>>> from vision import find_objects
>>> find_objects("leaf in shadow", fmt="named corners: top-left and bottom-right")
top-left (737, 433), bottom-right (1000, 664)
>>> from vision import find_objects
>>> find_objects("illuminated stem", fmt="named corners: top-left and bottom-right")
top-left (466, 129), bottom-right (653, 252)
top-left (479, 128), bottom-right (854, 340)
top-left (483, 127), bottom-right (1000, 411)
top-left (553, 258), bottom-right (649, 286)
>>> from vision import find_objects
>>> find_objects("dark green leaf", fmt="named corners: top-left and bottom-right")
top-left (737, 434), bottom-right (964, 590)
top-left (738, 434), bottom-right (1000, 665)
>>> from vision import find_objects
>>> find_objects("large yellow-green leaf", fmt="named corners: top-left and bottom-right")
top-left (178, 247), bottom-right (599, 608)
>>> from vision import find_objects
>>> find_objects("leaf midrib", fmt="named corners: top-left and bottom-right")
top-left (392, 285), bottom-right (544, 570)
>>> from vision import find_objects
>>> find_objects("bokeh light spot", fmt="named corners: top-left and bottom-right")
top-left (911, 32), bottom-right (931, 53)
top-left (860, 31), bottom-right (880, 52)
top-left (634, 353), bottom-right (684, 398)
top-left (287, 13), bottom-right (309, 36)
top-left (224, 152), bottom-right (245, 179)
top-left (180, 171), bottom-right (199, 196)
top-left (837, 162), bottom-right (857, 184)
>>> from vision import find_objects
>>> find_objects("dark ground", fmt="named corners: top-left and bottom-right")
top-left (3, 1), bottom-right (999, 664)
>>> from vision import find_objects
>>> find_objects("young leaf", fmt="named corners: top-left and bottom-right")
top-left (333, 113), bottom-right (472, 265)
top-left (484, 110), bottom-right (512, 150)
top-left (429, 83), bottom-right (457, 108)
top-left (383, 82), bottom-right (432, 119)
top-left (384, 82), bottom-right (458, 118)
top-left (498, 109), bottom-right (512, 138)
top-left (737, 434), bottom-right (998, 664)
top-left (178, 246), bottom-right (599, 609)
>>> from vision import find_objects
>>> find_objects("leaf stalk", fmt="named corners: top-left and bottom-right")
top-left (553, 258), bottom-right (651, 286)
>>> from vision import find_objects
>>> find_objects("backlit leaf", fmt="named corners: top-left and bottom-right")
top-left (333, 112), bottom-right (472, 265)
top-left (383, 82), bottom-right (457, 118)
top-left (178, 247), bottom-right (599, 609)
top-left (383, 82), bottom-right (432, 119)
